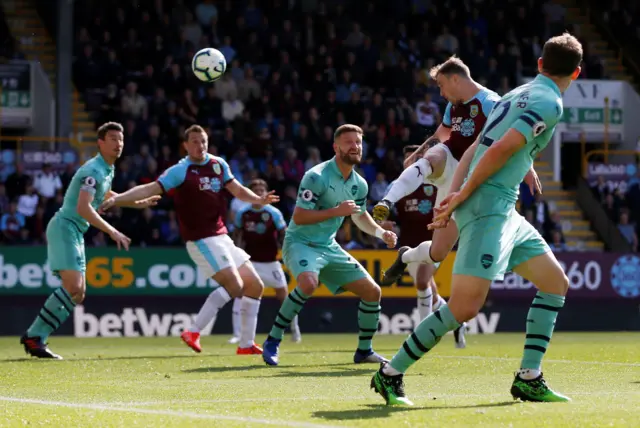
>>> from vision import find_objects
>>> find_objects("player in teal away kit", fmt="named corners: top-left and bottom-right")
top-left (20, 122), bottom-right (158, 359)
top-left (371, 33), bottom-right (583, 405)
top-left (263, 124), bottom-right (398, 366)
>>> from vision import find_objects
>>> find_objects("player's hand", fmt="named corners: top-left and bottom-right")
top-left (380, 220), bottom-right (396, 231)
top-left (524, 168), bottom-right (542, 195)
top-left (134, 195), bottom-right (161, 208)
top-left (335, 200), bottom-right (360, 216)
top-left (99, 197), bottom-right (117, 214)
top-left (381, 230), bottom-right (397, 248)
top-left (428, 191), bottom-right (465, 230)
top-left (258, 190), bottom-right (280, 205)
top-left (109, 229), bottom-right (131, 251)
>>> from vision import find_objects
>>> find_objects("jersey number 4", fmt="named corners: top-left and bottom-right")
top-left (480, 101), bottom-right (540, 157)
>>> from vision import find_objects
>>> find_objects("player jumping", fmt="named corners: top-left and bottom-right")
top-left (262, 124), bottom-right (397, 366)
top-left (381, 145), bottom-right (465, 348)
top-left (101, 125), bottom-right (278, 355)
top-left (373, 57), bottom-right (499, 285)
top-left (228, 179), bottom-right (301, 344)
top-left (20, 122), bottom-right (156, 359)
top-left (371, 33), bottom-right (582, 405)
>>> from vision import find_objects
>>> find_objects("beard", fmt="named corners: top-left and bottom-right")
top-left (338, 148), bottom-right (362, 165)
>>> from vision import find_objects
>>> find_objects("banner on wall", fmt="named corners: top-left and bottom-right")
top-left (1, 248), bottom-right (639, 300)
top-left (586, 162), bottom-right (639, 193)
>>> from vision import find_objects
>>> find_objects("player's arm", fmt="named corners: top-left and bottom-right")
top-left (225, 180), bottom-right (268, 204)
top-left (103, 189), bottom-right (156, 209)
top-left (460, 99), bottom-right (561, 201)
top-left (448, 137), bottom-right (480, 194)
top-left (291, 172), bottom-right (344, 225)
top-left (76, 177), bottom-right (121, 235)
top-left (351, 210), bottom-right (385, 238)
top-left (273, 208), bottom-right (287, 247)
top-left (109, 182), bottom-right (164, 205)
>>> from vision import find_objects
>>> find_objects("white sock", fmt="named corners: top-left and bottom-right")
top-left (239, 296), bottom-right (261, 348)
top-left (518, 368), bottom-right (541, 380)
top-left (402, 241), bottom-right (436, 264)
top-left (382, 363), bottom-right (402, 376)
top-left (190, 286), bottom-right (232, 332)
top-left (385, 158), bottom-right (432, 204)
top-left (290, 314), bottom-right (300, 335)
top-left (416, 288), bottom-right (434, 321)
top-left (232, 298), bottom-right (242, 338)
top-left (433, 294), bottom-right (446, 311)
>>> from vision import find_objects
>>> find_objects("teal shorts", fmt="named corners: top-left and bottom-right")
top-left (453, 191), bottom-right (550, 281)
top-left (282, 239), bottom-right (371, 295)
top-left (46, 215), bottom-right (86, 275)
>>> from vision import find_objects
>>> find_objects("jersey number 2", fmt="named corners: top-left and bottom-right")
top-left (480, 101), bottom-right (511, 147)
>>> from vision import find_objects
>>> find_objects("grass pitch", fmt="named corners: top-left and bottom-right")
top-left (1, 333), bottom-right (639, 427)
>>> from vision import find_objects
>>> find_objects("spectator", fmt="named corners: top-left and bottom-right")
top-left (121, 81), bottom-right (148, 121)
top-left (0, 183), bottom-right (8, 213)
top-left (33, 163), bottom-right (62, 200)
top-left (548, 229), bottom-right (569, 252)
top-left (17, 183), bottom-right (39, 220)
top-left (282, 148), bottom-right (304, 183)
top-left (618, 211), bottom-right (638, 252)
top-left (1, 201), bottom-right (24, 243)
top-left (5, 162), bottom-right (29, 201)
top-left (370, 172), bottom-right (389, 203)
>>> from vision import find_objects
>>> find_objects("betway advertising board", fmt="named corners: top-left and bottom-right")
top-left (1, 248), bottom-right (638, 300)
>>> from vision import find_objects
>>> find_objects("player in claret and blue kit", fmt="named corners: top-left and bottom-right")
top-left (102, 125), bottom-right (279, 355)
top-left (371, 33), bottom-right (583, 406)
top-left (262, 124), bottom-right (398, 367)
top-left (229, 178), bottom-right (301, 344)
top-left (21, 122), bottom-right (158, 359)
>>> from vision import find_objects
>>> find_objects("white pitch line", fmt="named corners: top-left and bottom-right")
top-left (0, 397), bottom-right (340, 428)
top-left (430, 355), bottom-right (640, 367)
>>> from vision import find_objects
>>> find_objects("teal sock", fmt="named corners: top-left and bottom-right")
top-left (389, 305), bottom-right (460, 373)
top-left (26, 287), bottom-right (76, 340)
top-left (357, 300), bottom-right (381, 352)
top-left (268, 286), bottom-right (309, 341)
top-left (520, 291), bottom-right (565, 370)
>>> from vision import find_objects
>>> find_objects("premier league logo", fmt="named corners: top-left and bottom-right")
top-left (460, 118), bottom-right (475, 137)
top-left (610, 255), bottom-right (640, 298)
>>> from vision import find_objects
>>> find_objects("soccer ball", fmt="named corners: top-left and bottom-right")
top-left (191, 48), bottom-right (227, 82)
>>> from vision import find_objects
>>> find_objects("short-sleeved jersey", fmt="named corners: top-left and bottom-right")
top-left (57, 153), bottom-right (114, 234)
top-left (466, 74), bottom-right (564, 202)
top-left (286, 157), bottom-right (368, 247)
top-left (392, 182), bottom-right (437, 247)
top-left (235, 204), bottom-right (286, 262)
top-left (157, 153), bottom-right (234, 241)
top-left (442, 87), bottom-right (500, 161)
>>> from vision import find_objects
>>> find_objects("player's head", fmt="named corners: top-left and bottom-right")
top-left (248, 178), bottom-right (268, 197)
top-left (97, 122), bottom-right (124, 159)
top-left (539, 33), bottom-right (583, 89)
top-left (402, 145), bottom-right (420, 162)
top-left (333, 124), bottom-right (363, 166)
top-left (430, 56), bottom-right (471, 104)
top-left (183, 124), bottom-right (208, 161)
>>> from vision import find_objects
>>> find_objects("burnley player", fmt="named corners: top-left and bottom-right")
top-left (375, 57), bottom-right (499, 284)
top-left (21, 122), bottom-right (155, 359)
top-left (371, 34), bottom-right (581, 405)
top-left (101, 125), bottom-right (278, 355)
top-left (262, 124), bottom-right (397, 366)
top-left (382, 145), bottom-right (466, 348)
top-left (229, 179), bottom-right (301, 344)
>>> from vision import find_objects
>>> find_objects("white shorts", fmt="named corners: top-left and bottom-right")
top-left (430, 143), bottom-right (460, 207)
top-left (252, 261), bottom-right (287, 289)
top-left (186, 234), bottom-right (250, 278)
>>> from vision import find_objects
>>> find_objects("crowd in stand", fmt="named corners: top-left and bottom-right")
top-left (1, 0), bottom-right (621, 251)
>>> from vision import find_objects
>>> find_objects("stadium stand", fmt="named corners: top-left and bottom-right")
top-left (2, 0), bottom-right (633, 252)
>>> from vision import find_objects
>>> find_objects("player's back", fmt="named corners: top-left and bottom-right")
top-left (158, 153), bottom-right (233, 242)
top-left (236, 204), bottom-right (286, 262)
top-left (467, 74), bottom-right (563, 202)
top-left (57, 154), bottom-right (114, 234)
top-left (393, 182), bottom-right (437, 247)
top-left (286, 158), bottom-right (368, 246)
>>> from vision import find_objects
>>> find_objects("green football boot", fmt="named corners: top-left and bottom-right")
top-left (510, 373), bottom-right (571, 402)
top-left (370, 363), bottom-right (414, 406)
